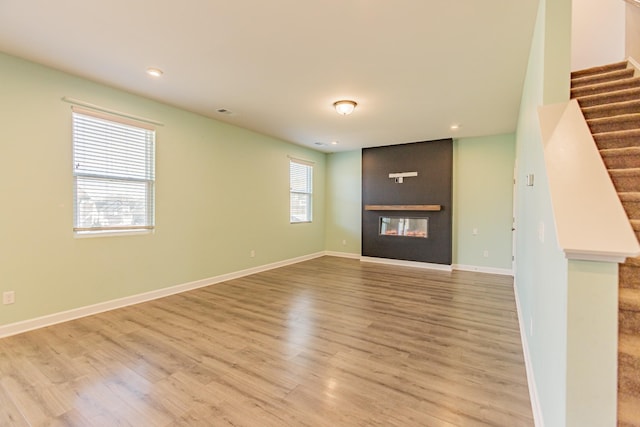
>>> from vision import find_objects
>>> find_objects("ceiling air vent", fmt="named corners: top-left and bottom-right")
top-left (216, 108), bottom-right (233, 115)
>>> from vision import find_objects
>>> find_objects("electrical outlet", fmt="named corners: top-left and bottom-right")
top-left (342, 239), bottom-right (347, 246)
top-left (250, 249), bottom-right (255, 258)
top-left (3, 291), bottom-right (15, 305)
top-left (472, 228), bottom-right (478, 236)
top-left (483, 250), bottom-right (489, 258)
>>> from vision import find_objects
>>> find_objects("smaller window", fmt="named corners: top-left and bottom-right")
top-left (290, 159), bottom-right (313, 223)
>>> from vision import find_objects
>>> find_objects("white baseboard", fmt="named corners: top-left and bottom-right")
top-left (0, 251), bottom-right (325, 339)
top-left (452, 264), bottom-right (514, 276)
top-left (360, 256), bottom-right (453, 272)
top-left (513, 280), bottom-right (544, 427)
top-left (324, 251), bottom-right (361, 259)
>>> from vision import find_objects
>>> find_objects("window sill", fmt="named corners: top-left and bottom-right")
top-left (74, 229), bottom-right (154, 239)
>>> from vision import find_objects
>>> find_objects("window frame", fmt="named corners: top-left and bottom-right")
top-left (289, 158), bottom-right (313, 224)
top-left (72, 107), bottom-right (156, 236)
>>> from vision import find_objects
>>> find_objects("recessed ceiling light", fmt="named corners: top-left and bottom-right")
top-left (331, 141), bottom-right (339, 145)
top-left (146, 68), bottom-right (163, 77)
top-left (450, 124), bottom-right (461, 130)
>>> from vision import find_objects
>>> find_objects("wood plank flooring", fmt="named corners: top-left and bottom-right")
top-left (0, 256), bottom-right (533, 426)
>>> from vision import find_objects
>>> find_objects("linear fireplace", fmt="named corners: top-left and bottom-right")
top-left (362, 139), bottom-right (452, 265)
top-left (379, 216), bottom-right (428, 238)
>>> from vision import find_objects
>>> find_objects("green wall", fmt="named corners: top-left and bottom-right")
top-left (324, 150), bottom-right (362, 254)
top-left (0, 52), bottom-right (326, 326)
top-left (514, 2), bottom-right (569, 424)
top-left (453, 134), bottom-right (515, 271)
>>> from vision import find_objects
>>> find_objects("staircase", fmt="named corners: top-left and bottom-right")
top-left (571, 60), bottom-right (640, 427)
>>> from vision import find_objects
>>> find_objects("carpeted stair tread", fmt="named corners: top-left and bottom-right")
top-left (621, 288), bottom-right (640, 312)
top-left (570, 77), bottom-right (640, 99)
top-left (600, 147), bottom-right (640, 169)
top-left (581, 99), bottom-right (640, 120)
top-left (619, 393), bottom-right (640, 427)
top-left (620, 333), bottom-right (640, 357)
top-left (620, 332), bottom-right (640, 353)
top-left (631, 219), bottom-right (640, 242)
top-left (586, 113), bottom-right (640, 133)
top-left (620, 191), bottom-right (640, 202)
top-left (620, 192), bottom-right (640, 219)
top-left (621, 263), bottom-right (640, 289)
top-left (620, 305), bottom-right (640, 334)
top-left (571, 60), bottom-right (629, 79)
top-left (593, 129), bottom-right (640, 149)
top-left (609, 167), bottom-right (640, 175)
top-left (619, 333), bottom-right (640, 395)
top-left (625, 256), bottom-right (640, 268)
top-left (571, 68), bottom-right (634, 88)
top-left (577, 87), bottom-right (640, 109)
top-left (619, 390), bottom-right (640, 427)
top-left (609, 168), bottom-right (640, 192)
top-left (632, 219), bottom-right (640, 238)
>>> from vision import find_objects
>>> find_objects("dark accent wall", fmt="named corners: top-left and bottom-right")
top-left (362, 139), bottom-right (453, 264)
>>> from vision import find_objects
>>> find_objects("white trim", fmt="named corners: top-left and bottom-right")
top-left (452, 264), bottom-right (514, 276)
top-left (324, 251), bottom-right (361, 259)
top-left (626, 56), bottom-right (640, 75)
top-left (63, 98), bottom-right (163, 127)
top-left (359, 256), bottom-right (453, 272)
top-left (563, 250), bottom-right (627, 263)
top-left (514, 279), bottom-right (544, 427)
top-left (287, 155), bottom-right (315, 166)
top-left (74, 229), bottom-right (153, 239)
top-left (0, 252), bottom-right (324, 339)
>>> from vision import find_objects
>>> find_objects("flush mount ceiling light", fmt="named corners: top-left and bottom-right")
top-left (333, 100), bottom-right (357, 115)
top-left (146, 67), bottom-right (163, 77)
top-left (450, 124), bottom-right (461, 131)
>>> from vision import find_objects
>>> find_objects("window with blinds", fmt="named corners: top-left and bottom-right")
top-left (72, 108), bottom-right (155, 234)
top-left (290, 159), bottom-right (313, 223)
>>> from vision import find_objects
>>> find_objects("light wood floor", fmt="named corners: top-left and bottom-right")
top-left (0, 256), bottom-right (533, 426)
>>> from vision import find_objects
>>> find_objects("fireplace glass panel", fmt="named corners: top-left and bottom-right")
top-left (379, 217), bottom-right (428, 238)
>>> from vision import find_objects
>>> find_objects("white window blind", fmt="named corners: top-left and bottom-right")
top-left (72, 108), bottom-right (155, 234)
top-left (290, 159), bottom-right (313, 223)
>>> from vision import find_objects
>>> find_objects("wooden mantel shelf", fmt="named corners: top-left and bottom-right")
top-left (365, 204), bottom-right (442, 211)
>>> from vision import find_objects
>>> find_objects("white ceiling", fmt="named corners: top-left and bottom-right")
top-left (0, 1), bottom-right (539, 152)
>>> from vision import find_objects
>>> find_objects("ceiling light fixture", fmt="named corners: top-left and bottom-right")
top-left (146, 68), bottom-right (163, 77)
top-left (333, 100), bottom-right (357, 115)
top-left (331, 141), bottom-right (339, 145)
top-left (450, 124), bottom-right (461, 131)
